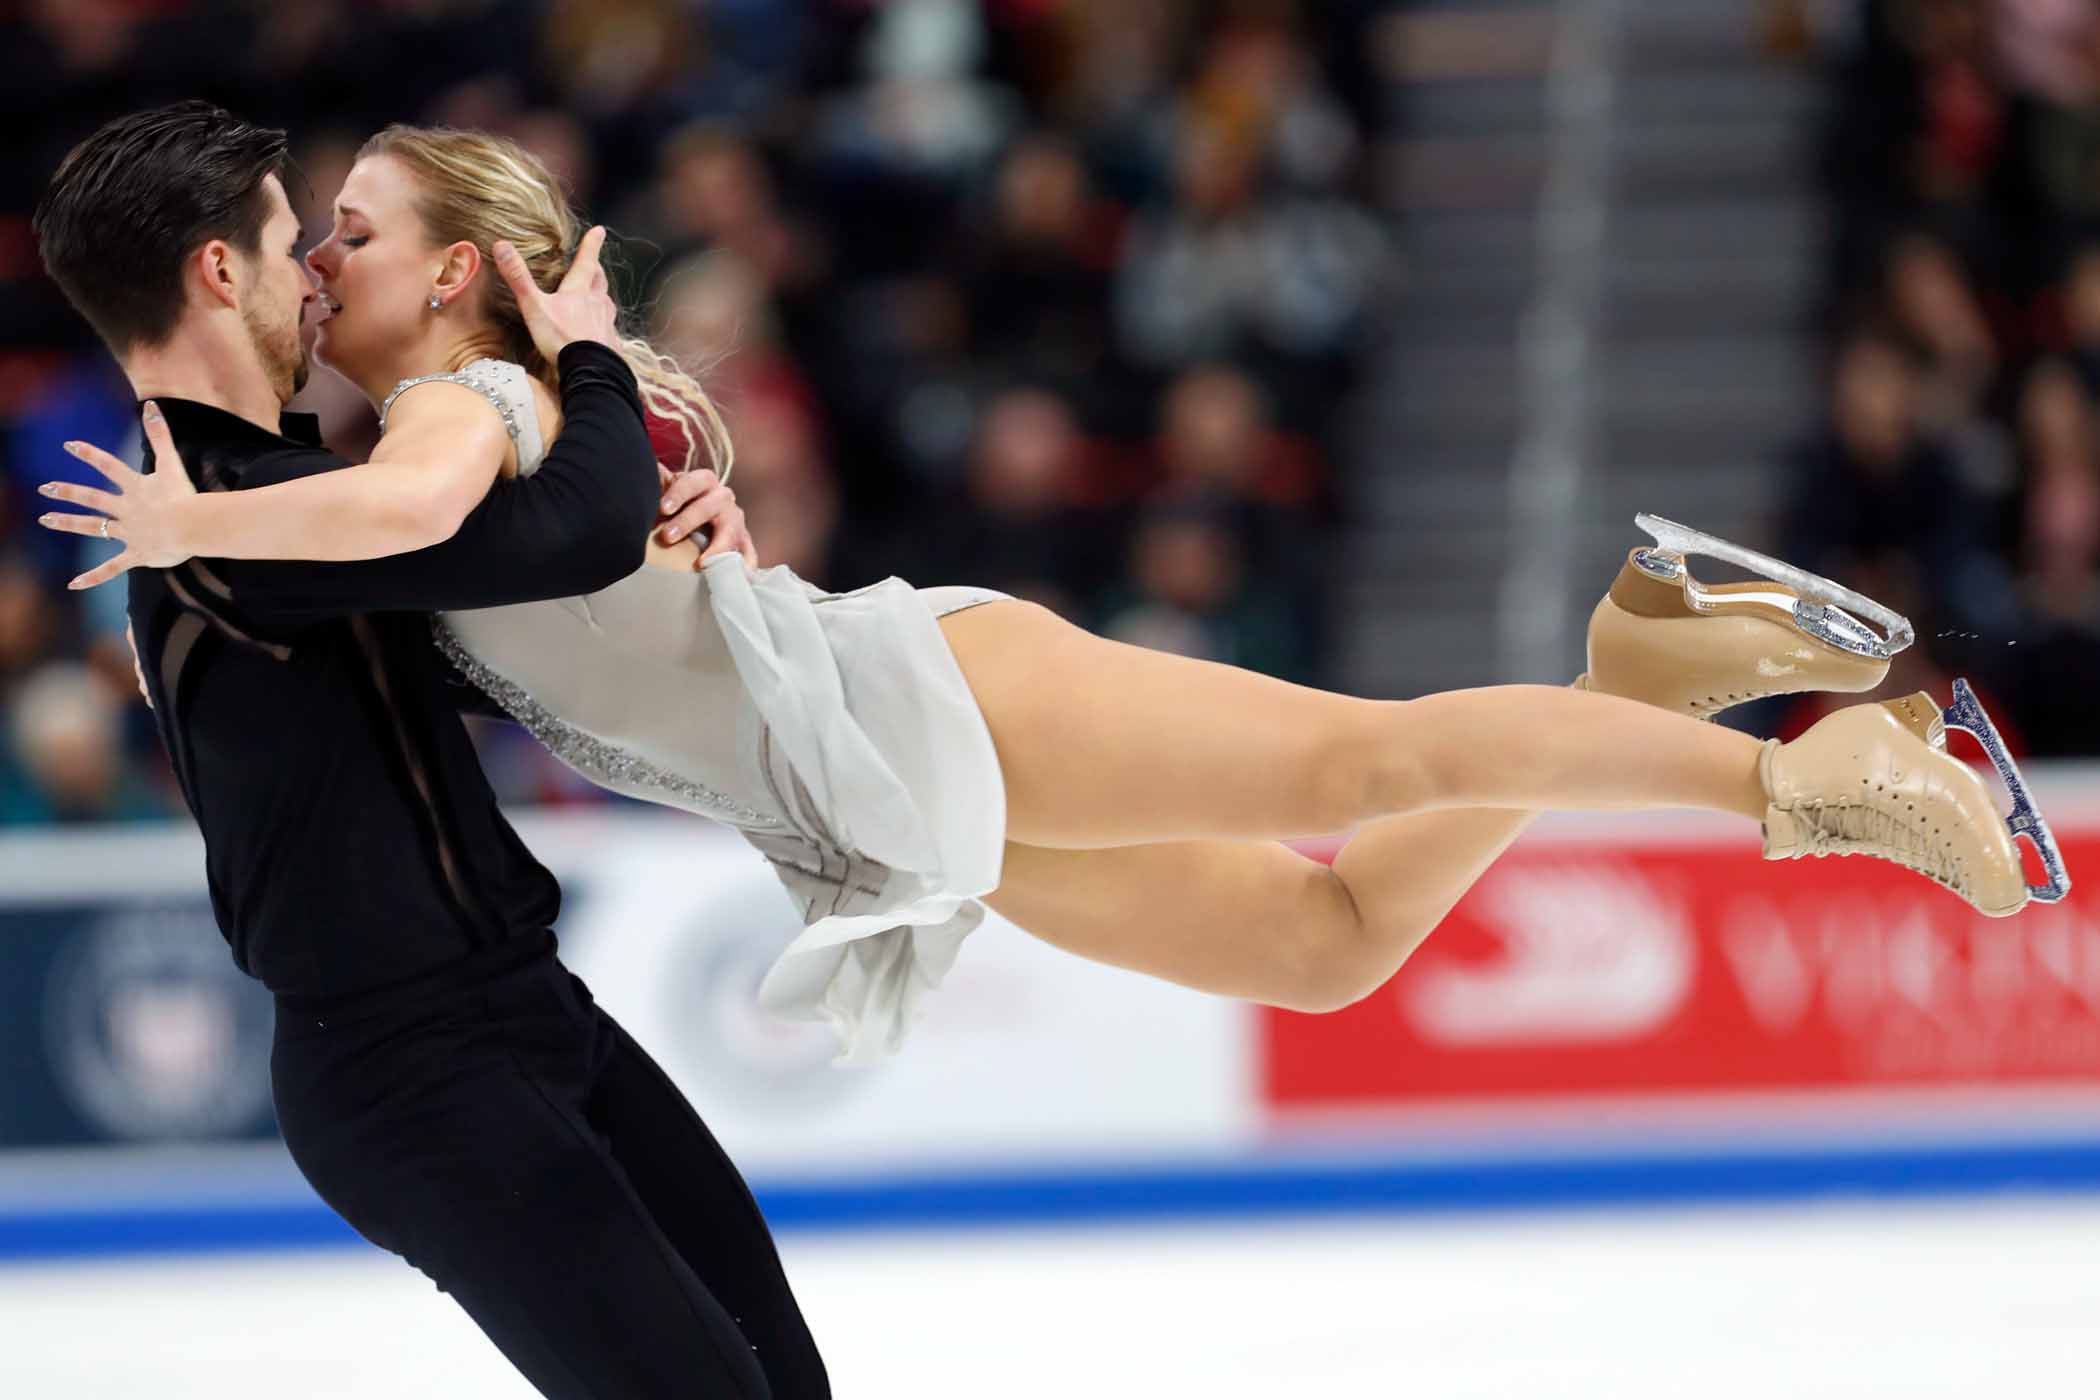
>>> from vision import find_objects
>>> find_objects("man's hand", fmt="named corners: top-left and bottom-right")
top-left (37, 400), bottom-right (201, 589)
top-left (493, 225), bottom-right (617, 364)
top-left (657, 465), bottom-right (757, 568)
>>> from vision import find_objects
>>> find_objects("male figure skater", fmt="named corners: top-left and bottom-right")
top-left (33, 101), bottom-right (828, 1399)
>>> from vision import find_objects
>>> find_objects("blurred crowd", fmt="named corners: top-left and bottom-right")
top-left (0, 0), bottom-right (1394, 821)
top-left (1780, 0), bottom-right (2100, 753)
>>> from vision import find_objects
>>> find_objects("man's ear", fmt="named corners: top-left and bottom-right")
top-left (192, 239), bottom-right (242, 312)
top-left (434, 240), bottom-right (483, 305)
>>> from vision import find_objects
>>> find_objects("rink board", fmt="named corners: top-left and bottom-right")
top-left (5, 768), bottom-right (2100, 1258)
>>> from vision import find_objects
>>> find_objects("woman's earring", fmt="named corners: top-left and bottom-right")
top-left (428, 293), bottom-right (443, 311)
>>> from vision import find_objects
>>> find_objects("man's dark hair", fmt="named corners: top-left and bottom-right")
top-left (33, 101), bottom-right (290, 354)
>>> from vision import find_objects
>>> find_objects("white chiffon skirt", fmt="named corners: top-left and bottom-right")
top-left (438, 554), bottom-right (1013, 1064)
top-left (702, 556), bottom-right (1011, 1062)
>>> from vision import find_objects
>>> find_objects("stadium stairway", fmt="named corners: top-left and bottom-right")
top-left (1339, 0), bottom-right (1823, 697)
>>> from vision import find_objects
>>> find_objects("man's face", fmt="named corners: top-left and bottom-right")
top-left (234, 174), bottom-right (317, 403)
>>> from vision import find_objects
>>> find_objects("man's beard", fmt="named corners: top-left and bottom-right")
top-left (243, 301), bottom-right (310, 402)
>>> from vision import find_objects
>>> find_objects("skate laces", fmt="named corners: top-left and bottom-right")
top-left (1790, 799), bottom-right (1968, 897)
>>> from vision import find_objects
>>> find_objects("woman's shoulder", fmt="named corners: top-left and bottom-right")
top-left (455, 358), bottom-right (560, 471)
top-left (454, 356), bottom-right (539, 411)
top-left (383, 358), bottom-right (531, 434)
top-left (458, 355), bottom-right (529, 383)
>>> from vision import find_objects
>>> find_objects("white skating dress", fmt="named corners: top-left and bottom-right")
top-left (382, 359), bottom-right (1010, 1061)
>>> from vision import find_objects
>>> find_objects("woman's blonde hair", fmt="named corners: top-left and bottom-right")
top-left (358, 123), bottom-right (732, 479)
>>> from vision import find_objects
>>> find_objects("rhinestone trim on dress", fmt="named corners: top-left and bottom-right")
top-left (380, 359), bottom-right (523, 442)
top-left (432, 618), bottom-right (782, 829)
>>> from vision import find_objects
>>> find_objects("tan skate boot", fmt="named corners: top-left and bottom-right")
top-left (1577, 516), bottom-right (1907, 719)
top-left (1758, 684), bottom-right (2070, 917)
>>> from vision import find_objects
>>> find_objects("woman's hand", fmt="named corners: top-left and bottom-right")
top-left (37, 401), bottom-right (201, 590)
top-left (657, 465), bottom-right (757, 568)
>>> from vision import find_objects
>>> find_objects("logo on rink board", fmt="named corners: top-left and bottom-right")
top-left (1263, 830), bottom-right (2100, 1110)
top-left (1398, 863), bottom-right (1695, 1045)
top-left (42, 907), bottom-right (274, 1141)
top-left (659, 874), bottom-right (865, 1112)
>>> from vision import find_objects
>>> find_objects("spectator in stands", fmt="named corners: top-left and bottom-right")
top-left (640, 125), bottom-right (827, 300)
top-left (2024, 453), bottom-right (2100, 625)
top-left (632, 124), bottom-right (842, 415)
top-left (538, 0), bottom-right (704, 178)
top-left (2059, 243), bottom-right (2100, 393)
top-left (1781, 328), bottom-right (2018, 633)
top-left (1183, 14), bottom-right (1363, 196)
top-left (1115, 108), bottom-right (1388, 423)
top-left (2005, 452), bottom-right (2100, 752)
top-left (0, 553), bottom-right (56, 696)
top-left (959, 132), bottom-right (1123, 394)
top-left (927, 387), bottom-right (1114, 615)
top-left (1883, 232), bottom-right (1998, 428)
top-left (811, 0), bottom-right (1019, 183)
top-left (511, 107), bottom-right (599, 209)
top-left (3, 662), bottom-right (163, 824)
top-left (651, 249), bottom-right (840, 583)
top-left (724, 394), bottom-right (841, 584)
top-left (1100, 492), bottom-right (1308, 682)
top-left (1900, 0), bottom-right (2005, 213)
top-left (654, 248), bottom-right (821, 433)
top-left (2017, 357), bottom-right (2094, 481)
top-left (1146, 363), bottom-right (1326, 643)
top-left (1154, 363), bottom-right (1323, 509)
top-left (22, 0), bottom-right (148, 81)
top-left (997, 0), bottom-right (1185, 128)
top-left (2022, 4), bottom-right (2100, 229)
top-left (1822, 0), bottom-right (2010, 290)
top-left (1995, 0), bottom-right (2100, 108)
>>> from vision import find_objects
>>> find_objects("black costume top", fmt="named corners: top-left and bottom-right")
top-left (126, 342), bottom-right (657, 1002)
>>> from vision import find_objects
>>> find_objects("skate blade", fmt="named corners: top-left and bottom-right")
top-left (1945, 677), bottom-right (2073, 904)
top-left (1632, 513), bottom-right (1915, 662)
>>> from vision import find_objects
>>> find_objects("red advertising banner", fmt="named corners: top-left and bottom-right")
top-left (1263, 827), bottom-right (2100, 1112)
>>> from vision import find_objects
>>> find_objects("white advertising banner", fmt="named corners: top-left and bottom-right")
top-left (0, 811), bottom-right (1261, 1177)
top-left (524, 813), bottom-right (1262, 1176)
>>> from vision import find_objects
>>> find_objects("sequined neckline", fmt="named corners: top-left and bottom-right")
top-left (379, 359), bottom-right (523, 444)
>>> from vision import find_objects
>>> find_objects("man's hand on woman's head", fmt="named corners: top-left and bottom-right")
top-left (493, 225), bottom-right (618, 364)
top-left (657, 465), bottom-right (757, 569)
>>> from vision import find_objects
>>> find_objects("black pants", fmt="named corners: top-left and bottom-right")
top-left (271, 934), bottom-right (828, 1399)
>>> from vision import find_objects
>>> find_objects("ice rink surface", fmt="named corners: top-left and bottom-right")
top-left (1, 1194), bottom-right (2091, 1398)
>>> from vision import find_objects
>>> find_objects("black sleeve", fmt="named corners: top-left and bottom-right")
top-left (214, 344), bottom-right (659, 626)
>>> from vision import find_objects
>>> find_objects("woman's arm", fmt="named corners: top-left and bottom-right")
top-left (181, 381), bottom-right (509, 561)
top-left (40, 385), bottom-right (757, 591)
top-left (39, 380), bottom-right (510, 578)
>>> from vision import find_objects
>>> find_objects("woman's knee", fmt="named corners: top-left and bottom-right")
top-left (1258, 868), bottom-right (1412, 1014)
top-left (1277, 961), bottom-right (1404, 1015)
top-left (1265, 963), bottom-right (1386, 1016)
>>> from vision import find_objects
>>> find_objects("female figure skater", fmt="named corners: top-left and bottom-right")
top-left (42, 126), bottom-right (2065, 1062)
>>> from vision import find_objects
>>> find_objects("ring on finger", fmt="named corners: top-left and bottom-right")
top-left (99, 517), bottom-right (110, 540)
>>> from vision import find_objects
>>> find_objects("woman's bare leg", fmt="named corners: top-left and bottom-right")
top-left (945, 601), bottom-right (1753, 1007)
top-left (987, 817), bottom-right (1535, 1013)
top-left (940, 601), bottom-right (1767, 850)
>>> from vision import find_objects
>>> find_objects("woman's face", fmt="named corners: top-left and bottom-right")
top-left (303, 154), bottom-right (454, 385)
